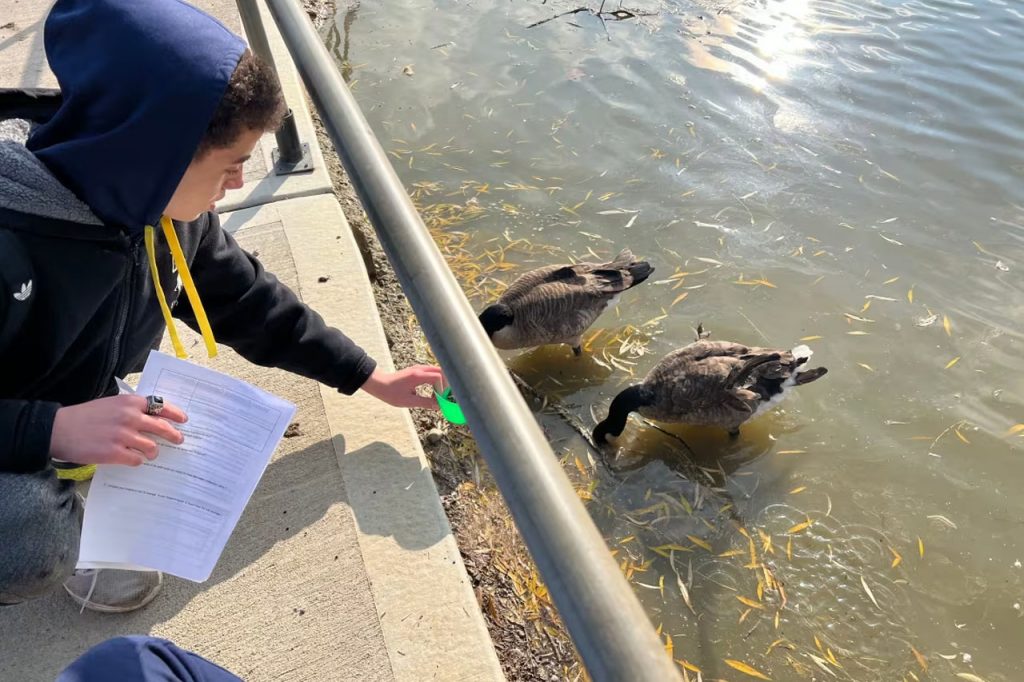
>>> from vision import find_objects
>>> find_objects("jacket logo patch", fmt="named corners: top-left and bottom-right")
top-left (13, 280), bottom-right (32, 302)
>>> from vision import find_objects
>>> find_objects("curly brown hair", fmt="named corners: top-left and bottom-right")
top-left (195, 50), bottom-right (285, 157)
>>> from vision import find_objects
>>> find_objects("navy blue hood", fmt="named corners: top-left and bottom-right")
top-left (27, 0), bottom-right (246, 233)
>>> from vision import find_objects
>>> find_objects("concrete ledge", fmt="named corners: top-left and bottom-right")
top-left (223, 195), bottom-right (504, 682)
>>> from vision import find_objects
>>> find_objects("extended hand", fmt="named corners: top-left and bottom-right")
top-left (49, 395), bottom-right (188, 467)
top-left (360, 366), bottom-right (444, 410)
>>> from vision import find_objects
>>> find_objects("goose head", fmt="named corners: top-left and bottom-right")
top-left (592, 385), bottom-right (654, 445)
top-left (478, 303), bottom-right (514, 341)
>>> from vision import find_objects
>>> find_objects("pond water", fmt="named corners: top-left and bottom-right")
top-left (326, 0), bottom-right (1024, 677)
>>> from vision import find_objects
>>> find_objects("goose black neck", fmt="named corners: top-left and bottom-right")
top-left (593, 385), bottom-right (652, 443)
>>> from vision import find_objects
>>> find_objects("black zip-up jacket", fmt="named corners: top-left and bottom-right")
top-left (0, 207), bottom-right (377, 474)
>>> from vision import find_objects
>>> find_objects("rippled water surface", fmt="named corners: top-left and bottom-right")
top-left (326, 0), bottom-right (1024, 677)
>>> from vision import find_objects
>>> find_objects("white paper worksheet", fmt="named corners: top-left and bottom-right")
top-left (77, 351), bottom-right (296, 582)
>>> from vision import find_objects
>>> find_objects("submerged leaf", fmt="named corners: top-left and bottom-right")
top-left (918, 537), bottom-right (925, 558)
top-left (890, 546), bottom-right (902, 568)
top-left (911, 645), bottom-right (928, 671)
top-left (927, 514), bottom-right (958, 529)
top-left (945, 356), bottom-right (961, 369)
top-left (788, 518), bottom-right (813, 534)
top-left (669, 550), bottom-right (695, 615)
top-left (943, 315), bottom-right (952, 336)
top-left (908, 287), bottom-right (915, 303)
top-left (724, 659), bottom-right (772, 680)
top-left (688, 535), bottom-right (712, 551)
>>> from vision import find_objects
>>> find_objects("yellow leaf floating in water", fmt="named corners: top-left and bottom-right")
top-left (737, 595), bottom-right (765, 610)
top-left (800, 335), bottom-right (824, 341)
top-left (858, 363), bottom-right (875, 372)
top-left (789, 486), bottom-right (807, 494)
top-left (1005, 424), bottom-right (1024, 437)
top-left (943, 315), bottom-right (952, 336)
top-left (777, 449), bottom-right (806, 455)
top-left (918, 537), bottom-right (925, 558)
top-left (786, 536), bottom-right (793, 560)
top-left (724, 659), bottom-right (772, 680)
top-left (718, 548), bottom-right (744, 557)
top-left (688, 535), bottom-right (713, 551)
top-left (890, 546), bottom-right (902, 568)
top-left (758, 530), bottom-right (774, 555)
top-left (676, 659), bottom-right (702, 674)
top-left (653, 543), bottom-right (691, 554)
top-left (908, 287), bottom-right (914, 303)
top-left (956, 674), bottom-right (990, 682)
top-left (739, 607), bottom-right (753, 623)
top-left (847, 331), bottom-right (870, 336)
top-left (945, 356), bottom-right (961, 369)
top-left (788, 518), bottom-right (813, 534)
top-left (911, 645), bottom-right (928, 671)
top-left (884, 276), bottom-right (901, 284)
top-left (671, 292), bottom-right (689, 307)
top-left (955, 426), bottom-right (970, 444)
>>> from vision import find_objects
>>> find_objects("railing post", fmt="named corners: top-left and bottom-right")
top-left (262, 0), bottom-right (684, 679)
top-left (235, 0), bottom-right (313, 175)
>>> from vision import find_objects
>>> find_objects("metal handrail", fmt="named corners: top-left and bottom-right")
top-left (256, 0), bottom-right (682, 678)
top-left (236, 0), bottom-right (313, 175)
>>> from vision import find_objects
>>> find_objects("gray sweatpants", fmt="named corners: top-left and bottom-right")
top-left (0, 469), bottom-right (82, 604)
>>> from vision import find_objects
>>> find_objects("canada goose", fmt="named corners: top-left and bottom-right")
top-left (592, 332), bottom-right (827, 442)
top-left (478, 249), bottom-right (654, 355)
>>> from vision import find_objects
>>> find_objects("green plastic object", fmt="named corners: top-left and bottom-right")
top-left (434, 387), bottom-right (466, 425)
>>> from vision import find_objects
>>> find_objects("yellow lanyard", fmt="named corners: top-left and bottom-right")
top-left (143, 216), bottom-right (218, 359)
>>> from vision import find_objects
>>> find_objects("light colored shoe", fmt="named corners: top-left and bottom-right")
top-left (63, 568), bottom-right (163, 613)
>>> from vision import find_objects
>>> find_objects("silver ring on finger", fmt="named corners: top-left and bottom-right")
top-left (145, 395), bottom-right (165, 416)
